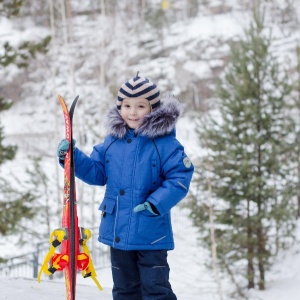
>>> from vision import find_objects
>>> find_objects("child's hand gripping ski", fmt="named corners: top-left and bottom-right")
top-left (57, 139), bottom-right (76, 161)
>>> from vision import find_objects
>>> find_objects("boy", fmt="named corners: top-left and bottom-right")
top-left (57, 74), bottom-right (194, 299)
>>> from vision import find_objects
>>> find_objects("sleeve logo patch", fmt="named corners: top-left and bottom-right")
top-left (183, 157), bottom-right (192, 168)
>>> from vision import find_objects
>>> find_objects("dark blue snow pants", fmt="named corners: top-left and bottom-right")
top-left (110, 247), bottom-right (177, 300)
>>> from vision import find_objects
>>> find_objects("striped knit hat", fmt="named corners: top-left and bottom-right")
top-left (117, 74), bottom-right (160, 110)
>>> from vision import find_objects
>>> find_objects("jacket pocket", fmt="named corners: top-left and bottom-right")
top-left (98, 196), bottom-right (116, 239)
top-left (136, 212), bottom-right (169, 245)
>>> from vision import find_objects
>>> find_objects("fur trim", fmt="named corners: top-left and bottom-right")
top-left (106, 95), bottom-right (183, 139)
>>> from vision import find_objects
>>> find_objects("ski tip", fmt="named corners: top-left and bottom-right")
top-left (69, 95), bottom-right (80, 118)
top-left (73, 95), bottom-right (79, 103)
top-left (57, 94), bottom-right (65, 102)
top-left (72, 95), bottom-right (79, 106)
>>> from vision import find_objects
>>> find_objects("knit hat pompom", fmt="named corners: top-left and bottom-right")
top-left (117, 74), bottom-right (160, 110)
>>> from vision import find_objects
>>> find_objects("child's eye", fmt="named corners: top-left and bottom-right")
top-left (138, 105), bottom-right (146, 109)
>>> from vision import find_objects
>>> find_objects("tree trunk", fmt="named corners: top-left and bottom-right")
top-left (247, 200), bottom-right (255, 289)
top-left (247, 223), bottom-right (255, 287)
top-left (254, 63), bottom-right (266, 290)
top-left (221, 256), bottom-right (247, 299)
top-left (47, 0), bottom-right (61, 213)
top-left (298, 146), bottom-right (300, 219)
top-left (206, 154), bottom-right (224, 300)
top-left (297, 45), bottom-right (300, 218)
top-left (256, 216), bottom-right (266, 290)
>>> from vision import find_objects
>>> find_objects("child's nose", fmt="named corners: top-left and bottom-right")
top-left (130, 107), bottom-right (137, 115)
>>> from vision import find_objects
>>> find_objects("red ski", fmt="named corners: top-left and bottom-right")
top-left (38, 95), bottom-right (102, 299)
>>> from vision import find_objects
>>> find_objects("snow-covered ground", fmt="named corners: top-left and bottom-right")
top-left (1, 207), bottom-right (300, 300)
top-left (0, 207), bottom-right (219, 300)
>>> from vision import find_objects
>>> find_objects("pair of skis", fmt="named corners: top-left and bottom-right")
top-left (38, 95), bottom-right (102, 299)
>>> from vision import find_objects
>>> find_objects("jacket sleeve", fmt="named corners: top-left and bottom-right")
top-left (146, 140), bottom-right (194, 216)
top-left (73, 144), bottom-right (106, 186)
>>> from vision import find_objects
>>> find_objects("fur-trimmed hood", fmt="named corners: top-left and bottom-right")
top-left (106, 95), bottom-right (183, 139)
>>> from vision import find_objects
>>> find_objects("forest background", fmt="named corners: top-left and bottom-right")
top-left (1, 0), bottom-right (300, 299)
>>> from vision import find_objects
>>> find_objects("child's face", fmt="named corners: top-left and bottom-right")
top-left (120, 97), bottom-right (151, 129)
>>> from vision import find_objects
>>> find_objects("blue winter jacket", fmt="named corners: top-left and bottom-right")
top-left (73, 96), bottom-right (194, 250)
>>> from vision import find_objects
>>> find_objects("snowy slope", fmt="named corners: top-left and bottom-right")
top-left (1, 214), bottom-right (300, 300)
top-left (0, 206), bottom-right (219, 300)
top-left (1, 119), bottom-right (300, 300)
top-left (1, 1), bottom-right (300, 299)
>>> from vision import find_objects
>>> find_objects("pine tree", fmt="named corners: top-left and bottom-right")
top-left (0, 98), bottom-right (37, 236)
top-left (0, 1), bottom-right (51, 69)
top-left (0, 98), bottom-right (17, 164)
top-left (189, 7), bottom-right (297, 293)
top-left (294, 44), bottom-right (300, 218)
top-left (0, 0), bottom-right (50, 239)
top-left (0, 0), bottom-right (23, 17)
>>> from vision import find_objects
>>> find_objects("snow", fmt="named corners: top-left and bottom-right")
top-left (1, 212), bottom-right (300, 300)
top-left (0, 208), bottom-right (218, 300)
top-left (1, 121), bottom-right (300, 300)
top-left (0, 277), bottom-right (112, 300)
top-left (1, 1), bottom-right (300, 299)
top-left (183, 60), bottom-right (213, 79)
